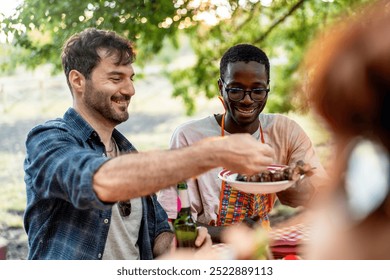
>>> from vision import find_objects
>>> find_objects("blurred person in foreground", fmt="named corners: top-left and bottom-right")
top-left (158, 44), bottom-right (328, 243)
top-left (300, 0), bottom-right (390, 259)
top-left (23, 28), bottom-right (276, 260)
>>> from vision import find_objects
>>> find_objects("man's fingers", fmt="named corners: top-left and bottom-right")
top-left (195, 226), bottom-right (212, 247)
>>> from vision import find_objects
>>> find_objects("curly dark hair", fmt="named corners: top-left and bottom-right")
top-left (61, 28), bottom-right (136, 91)
top-left (219, 44), bottom-right (270, 84)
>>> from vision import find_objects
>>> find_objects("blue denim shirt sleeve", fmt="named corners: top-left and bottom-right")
top-left (24, 120), bottom-right (111, 210)
top-left (139, 194), bottom-right (173, 260)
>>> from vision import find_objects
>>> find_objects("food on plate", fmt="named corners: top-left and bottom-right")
top-left (236, 160), bottom-right (314, 183)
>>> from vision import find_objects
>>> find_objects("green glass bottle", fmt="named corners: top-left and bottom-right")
top-left (173, 181), bottom-right (198, 248)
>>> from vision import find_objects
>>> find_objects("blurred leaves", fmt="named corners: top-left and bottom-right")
top-left (1, 0), bottom-right (371, 114)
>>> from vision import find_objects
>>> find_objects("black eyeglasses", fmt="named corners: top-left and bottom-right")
top-left (220, 78), bottom-right (269, 102)
top-left (118, 201), bottom-right (131, 217)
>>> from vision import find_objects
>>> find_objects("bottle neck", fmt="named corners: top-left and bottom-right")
top-left (177, 188), bottom-right (190, 209)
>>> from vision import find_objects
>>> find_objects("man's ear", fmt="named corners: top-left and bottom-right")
top-left (217, 79), bottom-right (227, 112)
top-left (217, 79), bottom-right (223, 96)
top-left (68, 69), bottom-right (85, 95)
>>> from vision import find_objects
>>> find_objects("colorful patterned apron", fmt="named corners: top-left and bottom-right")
top-left (215, 113), bottom-right (275, 229)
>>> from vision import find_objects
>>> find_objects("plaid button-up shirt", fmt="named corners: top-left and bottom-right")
top-left (24, 108), bottom-right (171, 259)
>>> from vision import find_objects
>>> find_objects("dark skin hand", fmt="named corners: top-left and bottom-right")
top-left (276, 183), bottom-right (316, 208)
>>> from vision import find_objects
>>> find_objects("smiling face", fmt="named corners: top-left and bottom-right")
top-left (78, 49), bottom-right (135, 127)
top-left (219, 61), bottom-right (269, 134)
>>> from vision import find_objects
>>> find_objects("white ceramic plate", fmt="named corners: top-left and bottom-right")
top-left (218, 165), bottom-right (300, 194)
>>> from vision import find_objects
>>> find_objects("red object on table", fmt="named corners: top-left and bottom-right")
top-left (283, 254), bottom-right (301, 260)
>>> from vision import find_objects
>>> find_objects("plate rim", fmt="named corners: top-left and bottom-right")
top-left (219, 171), bottom-right (292, 186)
top-left (217, 166), bottom-right (301, 194)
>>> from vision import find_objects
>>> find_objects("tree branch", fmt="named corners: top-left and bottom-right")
top-left (254, 0), bottom-right (307, 44)
top-left (233, 4), bottom-right (260, 34)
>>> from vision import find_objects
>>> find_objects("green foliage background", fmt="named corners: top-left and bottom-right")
top-left (1, 0), bottom-right (371, 114)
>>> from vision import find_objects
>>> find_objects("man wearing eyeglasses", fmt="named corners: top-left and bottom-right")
top-left (23, 30), bottom-right (276, 260)
top-left (158, 44), bottom-right (328, 242)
